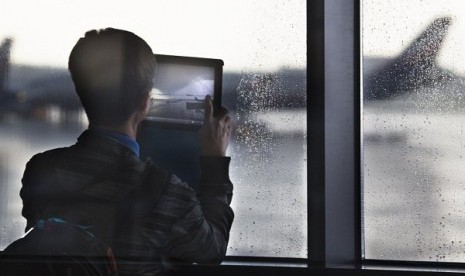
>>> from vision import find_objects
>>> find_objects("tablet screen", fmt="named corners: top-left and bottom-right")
top-left (147, 63), bottom-right (215, 126)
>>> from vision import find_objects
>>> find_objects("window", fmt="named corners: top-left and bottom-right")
top-left (362, 0), bottom-right (465, 262)
top-left (0, 0), bottom-right (307, 259)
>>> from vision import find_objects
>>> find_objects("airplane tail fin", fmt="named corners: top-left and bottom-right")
top-left (0, 38), bottom-right (12, 95)
top-left (398, 17), bottom-right (451, 65)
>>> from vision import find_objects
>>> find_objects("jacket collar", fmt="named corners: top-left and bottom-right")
top-left (76, 129), bottom-right (139, 160)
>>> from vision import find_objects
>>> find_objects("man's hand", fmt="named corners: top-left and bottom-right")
top-left (199, 96), bottom-right (231, 156)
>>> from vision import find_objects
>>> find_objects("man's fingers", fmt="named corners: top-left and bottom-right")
top-left (217, 107), bottom-right (229, 121)
top-left (224, 116), bottom-right (232, 137)
top-left (223, 114), bottom-right (232, 126)
top-left (204, 95), bottom-right (213, 122)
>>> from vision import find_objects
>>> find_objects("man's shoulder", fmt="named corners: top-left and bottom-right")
top-left (35, 147), bottom-right (70, 157)
top-left (26, 147), bottom-right (72, 167)
top-left (22, 147), bottom-right (77, 189)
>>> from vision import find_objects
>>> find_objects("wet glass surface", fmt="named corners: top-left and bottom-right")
top-left (363, 0), bottom-right (465, 262)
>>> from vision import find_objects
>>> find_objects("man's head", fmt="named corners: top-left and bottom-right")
top-left (68, 28), bottom-right (156, 126)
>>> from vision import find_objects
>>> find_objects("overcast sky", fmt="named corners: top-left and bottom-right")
top-left (0, 0), bottom-right (306, 72)
top-left (363, 0), bottom-right (465, 75)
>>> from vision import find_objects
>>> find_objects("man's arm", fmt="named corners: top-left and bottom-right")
top-left (164, 96), bottom-right (234, 263)
top-left (164, 159), bottom-right (233, 263)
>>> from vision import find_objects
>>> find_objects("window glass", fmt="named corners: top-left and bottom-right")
top-left (363, 0), bottom-right (465, 261)
top-left (0, 0), bottom-right (307, 258)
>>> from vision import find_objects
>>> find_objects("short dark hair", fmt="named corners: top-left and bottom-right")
top-left (68, 28), bottom-right (156, 126)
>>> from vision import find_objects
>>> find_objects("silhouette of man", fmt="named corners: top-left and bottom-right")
top-left (19, 28), bottom-right (234, 275)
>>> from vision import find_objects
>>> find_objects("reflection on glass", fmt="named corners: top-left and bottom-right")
top-left (0, 0), bottom-right (306, 258)
top-left (363, 0), bottom-right (465, 262)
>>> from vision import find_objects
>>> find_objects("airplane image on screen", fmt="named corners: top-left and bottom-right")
top-left (150, 90), bottom-right (205, 110)
top-left (147, 88), bottom-right (207, 124)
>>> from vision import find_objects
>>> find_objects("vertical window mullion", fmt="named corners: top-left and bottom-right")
top-left (309, 0), bottom-right (326, 267)
top-left (323, 0), bottom-right (360, 267)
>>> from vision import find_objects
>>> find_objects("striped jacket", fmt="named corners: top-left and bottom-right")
top-left (20, 129), bottom-right (234, 275)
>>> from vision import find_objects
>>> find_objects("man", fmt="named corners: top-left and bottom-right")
top-left (19, 28), bottom-right (233, 274)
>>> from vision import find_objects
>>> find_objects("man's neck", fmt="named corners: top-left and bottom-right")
top-left (89, 121), bottom-right (138, 139)
top-left (89, 108), bottom-right (146, 139)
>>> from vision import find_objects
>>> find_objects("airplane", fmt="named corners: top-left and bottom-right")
top-left (361, 16), bottom-right (465, 144)
top-left (363, 16), bottom-right (465, 101)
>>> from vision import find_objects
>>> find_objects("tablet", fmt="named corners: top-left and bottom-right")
top-left (138, 54), bottom-right (224, 189)
top-left (145, 54), bottom-right (224, 131)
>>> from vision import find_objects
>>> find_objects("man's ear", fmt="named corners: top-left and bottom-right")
top-left (137, 91), bottom-right (151, 121)
top-left (141, 91), bottom-right (151, 114)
